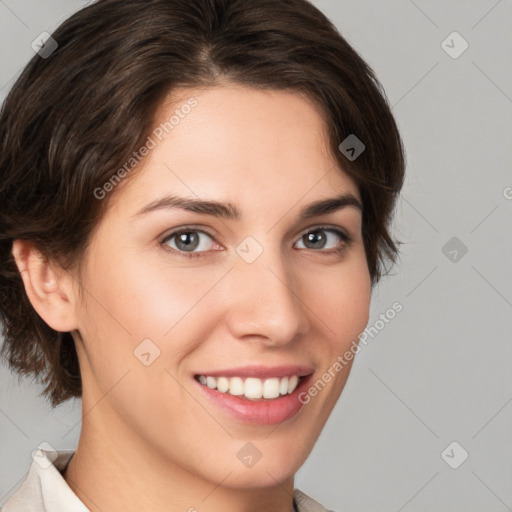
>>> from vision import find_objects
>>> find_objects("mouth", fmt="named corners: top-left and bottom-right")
top-left (193, 367), bottom-right (315, 425)
top-left (194, 374), bottom-right (306, 400)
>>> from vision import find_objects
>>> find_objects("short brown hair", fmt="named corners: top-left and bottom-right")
top-left (0, 0), bottom-right (406, 407)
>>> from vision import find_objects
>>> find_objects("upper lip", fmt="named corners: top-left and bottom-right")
top-left (194, 365), bottom-right (315, 379)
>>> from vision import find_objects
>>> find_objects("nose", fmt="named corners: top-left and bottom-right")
top-left (224, 249), bottom-right (311, 347)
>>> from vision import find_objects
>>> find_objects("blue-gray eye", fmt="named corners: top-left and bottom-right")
top-left (163, 229), bottom-right (215, 253)
top-left (161, 226), bottom-right (351, 257)
top-left (295, 228), bottom-right (349, 251)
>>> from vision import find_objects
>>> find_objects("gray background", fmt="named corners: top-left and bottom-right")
top-left (1, 1), bottom-right (511, 510)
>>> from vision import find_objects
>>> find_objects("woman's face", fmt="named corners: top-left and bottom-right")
top-left (71, 84), bottom-right (371, 488)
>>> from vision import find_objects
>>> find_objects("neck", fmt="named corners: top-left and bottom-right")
top-left (63, 410), bottom-right (296, 512)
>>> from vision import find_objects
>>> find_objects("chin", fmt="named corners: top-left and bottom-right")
top-left (221, 464), bottom-right (298, 489)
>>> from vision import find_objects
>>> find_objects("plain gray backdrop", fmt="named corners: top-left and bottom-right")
top-left (1, 1), bottom-right (511, 511)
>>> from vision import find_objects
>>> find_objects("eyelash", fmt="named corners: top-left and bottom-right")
top-left (159, 225), bottom-right (353, 259)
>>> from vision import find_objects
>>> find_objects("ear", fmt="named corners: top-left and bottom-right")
top-left (11, 239), bottom-right (79, 332)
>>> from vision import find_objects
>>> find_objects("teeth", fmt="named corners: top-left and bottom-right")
top-left (288, 375), bottom-right (299, 394)
top-left (217, 377), bottom-right (230, 393)
top-left (197, 374), bottom-right (302, 399)
top-left (229, 377), bottom-right (244, 396)
top-left (263, 378), bottom-right (280, 399)
top-left (279, 376), bottom-right (289, 395)
top-left (244, 378), bottom-right (263, 399)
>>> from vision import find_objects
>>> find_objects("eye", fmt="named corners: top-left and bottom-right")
top-left (160, 225), bottom-right (352, 258)
top-left (294, 227), bottom-right (351, 253)
top-left (161, 228), bottom-right (218, 256)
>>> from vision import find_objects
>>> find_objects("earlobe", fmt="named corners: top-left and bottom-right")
top-left (11, 239), bottom-right (79, 332)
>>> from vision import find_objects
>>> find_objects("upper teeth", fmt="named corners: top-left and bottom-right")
top-left (197, 375), bottom-right (300, 399)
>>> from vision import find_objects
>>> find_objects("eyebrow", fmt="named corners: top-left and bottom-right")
top-left (133, 192), bottom-right (362, 220)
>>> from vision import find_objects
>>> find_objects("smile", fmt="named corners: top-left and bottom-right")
top-left (195, 374), bottom-right (301, 400)
top-left (193, 368), bottom-right (314, 425)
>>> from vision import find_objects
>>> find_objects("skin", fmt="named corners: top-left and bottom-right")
top-left (13, 83), bottom-right (371, 512)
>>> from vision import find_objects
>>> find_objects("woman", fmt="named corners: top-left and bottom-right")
top-left (0, 0), bottom-right (405, 510)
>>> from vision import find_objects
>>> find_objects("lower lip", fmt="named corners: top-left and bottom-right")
top-left (194, 375), bottom-right (313, 425)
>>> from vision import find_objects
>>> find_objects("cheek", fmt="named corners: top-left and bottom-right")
top-left (78, 251), bottom-right (231, 366)
top-left (312, 257), bottom-right (372, 349)
top-left (297, 258), bottom-right (370, 424)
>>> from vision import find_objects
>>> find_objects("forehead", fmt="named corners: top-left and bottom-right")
top-left (109, 84), bottom-right (359, 217)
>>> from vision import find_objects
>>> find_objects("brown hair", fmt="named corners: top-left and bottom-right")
top-left (0, 0), bottom-right (406, 407)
